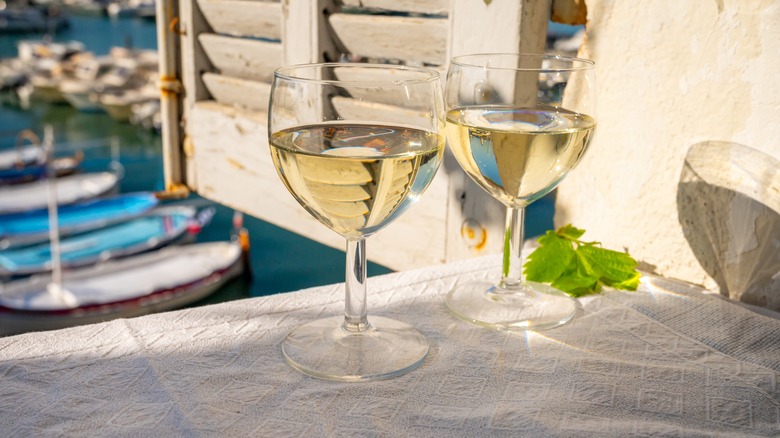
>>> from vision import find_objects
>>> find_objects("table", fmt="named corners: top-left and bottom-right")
top-left (1, 255), bottom-right (779, 437)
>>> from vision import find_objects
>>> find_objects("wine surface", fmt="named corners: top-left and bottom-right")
top-left (270, 124), bottom-right (444, 239)
top-left (446, 107), bottom-right (595, 207)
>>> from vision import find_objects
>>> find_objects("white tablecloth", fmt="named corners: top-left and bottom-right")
top-left (1, 255), bottom-right (779, 437)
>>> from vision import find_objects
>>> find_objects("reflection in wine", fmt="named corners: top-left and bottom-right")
top-left (270, 124), bottom-right (444, 239)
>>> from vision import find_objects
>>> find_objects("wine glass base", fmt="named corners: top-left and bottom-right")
top-left (282, 315), bottom-right (429, 382)
top-left (445, 280), bottom-right (577, 331)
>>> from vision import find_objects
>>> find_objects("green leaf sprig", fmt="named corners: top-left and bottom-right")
top-left (523, 225), bottom-right (641, 297)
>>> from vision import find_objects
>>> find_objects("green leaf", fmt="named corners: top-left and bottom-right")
top-left (550, 256), bottom-right (599, 297)
top-left (524, 231), bottom-right (575, 282)
top-left (523, 224), bottom-right (642, 297)
top-left (577, 245), bottom-right (639, 285)
top-left (603, 271), bottom-right (641, 291)
top-left (556, 224), bottom-right (586, 241)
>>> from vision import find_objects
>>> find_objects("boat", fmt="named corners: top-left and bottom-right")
top-left (16, 58), bottom-right (67, 104)
top-left (99, 83), bottom-right (158, 121)
top-left (0, 143), bottom-right (44, 170)
top-left (0, 153), bottom-right (82, 185)
top-left (95, 49), bottom-right (159, 120)
top-left (0, 241), bottom-right (244, 336)
top-left (0, 205), bottom-right (214, 277)
top-left (135, 3), bottom-right (155, 20)
top-left (106, 0), bottom-right (155, 19)
top-left (129, 99), bottom-right (161, 132)
top-left (58, 55), bottom-right (115, 111)
top-left (0, 131), bottom-right (83, 185)
top-left (0, 58), bottom-right (29, 91)
top-left (0, 171), bottom-right (120, 215)
top-left (16, 40), bottom-right (85, 63)
top-left (62, 0), bottom-right (107, 17)
top-left (60, 55), bottom-right (141, 112)
top-left (0, 7), bottom-right (69, 35)
top-left (18, 51), bottom-right (99, 105)
top-left (0, 192), bottom-right (158, 249)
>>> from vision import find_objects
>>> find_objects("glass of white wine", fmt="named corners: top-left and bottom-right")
top-left (268, 63), bottom-right (445, 381)
top-left (445, 53), bottom-right (596, 330)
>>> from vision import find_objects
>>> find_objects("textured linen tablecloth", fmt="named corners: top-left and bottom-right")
top-left (1, 255), bottom-right (779, 437)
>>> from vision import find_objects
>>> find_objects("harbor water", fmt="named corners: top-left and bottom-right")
top-left (0, 14), bottom-right (554, 306)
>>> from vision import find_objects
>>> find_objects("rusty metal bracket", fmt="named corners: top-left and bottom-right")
top-left (155, 183), bottom-right (191, 200)
top-left (159, 75), bottom-right (184, 96)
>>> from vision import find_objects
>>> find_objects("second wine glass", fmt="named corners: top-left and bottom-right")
top-left (269, 63), bottom-right (445, 381)
top-left (444, 53), bottom-right (597, 330)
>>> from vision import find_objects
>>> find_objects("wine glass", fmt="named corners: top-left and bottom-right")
top-left (444, 53), bottom-right (596, 330)
top-left (268, 63), bottom-right (445, 381)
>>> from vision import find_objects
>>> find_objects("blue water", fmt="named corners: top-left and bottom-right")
top-left (0, 14), bottom-right (554, 305)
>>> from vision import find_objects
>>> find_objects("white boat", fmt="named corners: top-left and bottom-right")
top-left (59, 56), bottom-right (116, 111)
top-left (0, 171), bottom-right (120, 215)
top-left (129, 99), bottom-right (161, 131)
top-left (23, 65), bottom-right (66, 103)
top-left (0, 144), bottom-right (44, 170)
top-left (106, 0), bottom-right (155, 19)
top-left (62, 0), bottom-right (106, 16)
top-left (16, 40), bottom-right (85, 63)
top-left (0, 58), bottom-right (29, 91)
top-left (135, 3), bottom-right (155, 20)
top-left (10, 40), bottom-right (84, 104)
top-left (100, 84), bottom-right (158, 121)
top-left (0, 241), bottom-right (244, 336)
top-left (20, 51), bottom-right (103, 105)
top-left (0, 143), bottom-right (82, 185)
top-left (59, 80), bottom-right (102, 111)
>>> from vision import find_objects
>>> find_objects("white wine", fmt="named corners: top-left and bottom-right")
top-left (270, 124), bottom-right (444, 239)
top-left (446, 106), bottom-right (595, 207)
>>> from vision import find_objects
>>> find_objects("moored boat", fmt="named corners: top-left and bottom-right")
top-left (0, 143), bottom-right (44, 170)
top-left (0, 171), bottom-right (120, 215)
top-left (62, 0), bottom-right (106, 17)
top-left (0, 58), bottom-right (29, 91)
top-left (99, 84), bottom-right (158, 121)
top-left (16, 40), bottom-right (85, 63)
top-left (0, 153), bottom-right (82, 185)
top-left (58, 55), bottom-right (115, 111)
top-left (0, 205), bottom-right (211, 277)
top-left (0, 241), bottom-right (244, 336)
top-left (106, 0), bottom-right (155, 18)
top-left (0, 191), bottom-right (158, 248)
top-left (0, 7), bottom-right (69, 35)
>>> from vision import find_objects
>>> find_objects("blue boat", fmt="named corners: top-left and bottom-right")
top-left (0, 154), bottom-right (83, 185)
top-left (0, 192), bottom-right (159, 249)
top-left (0, 205), bottom-right (213, 277)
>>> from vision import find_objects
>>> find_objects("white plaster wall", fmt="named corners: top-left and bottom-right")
top-left (555, 0), bottom-right (780, 290)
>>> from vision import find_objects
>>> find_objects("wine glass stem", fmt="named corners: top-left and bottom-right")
top-left (344, 238), bottom-right (369, 331)
top-left (500, 206), bottom-right (525, 289)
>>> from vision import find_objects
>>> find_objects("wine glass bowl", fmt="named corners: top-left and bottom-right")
top-left (444, 53), bottom-right (596, 331)
top-left (268, 63), bottom-right (445, 381)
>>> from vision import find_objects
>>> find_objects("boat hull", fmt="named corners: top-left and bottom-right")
top-left (0, 192), bottom-right (159, 248)
top-left (0, 206), bottom-right (199, 277)
top-left (62, 89), bottom-right (103, 112)
top-left (0, 242), bottom-right (244, 336)
top-left (101, 101), bottom-right (134, 121)
top-left (30, 81), bottom-right (66, 103)
top-left (0, 171), bottom-right (119, 215)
